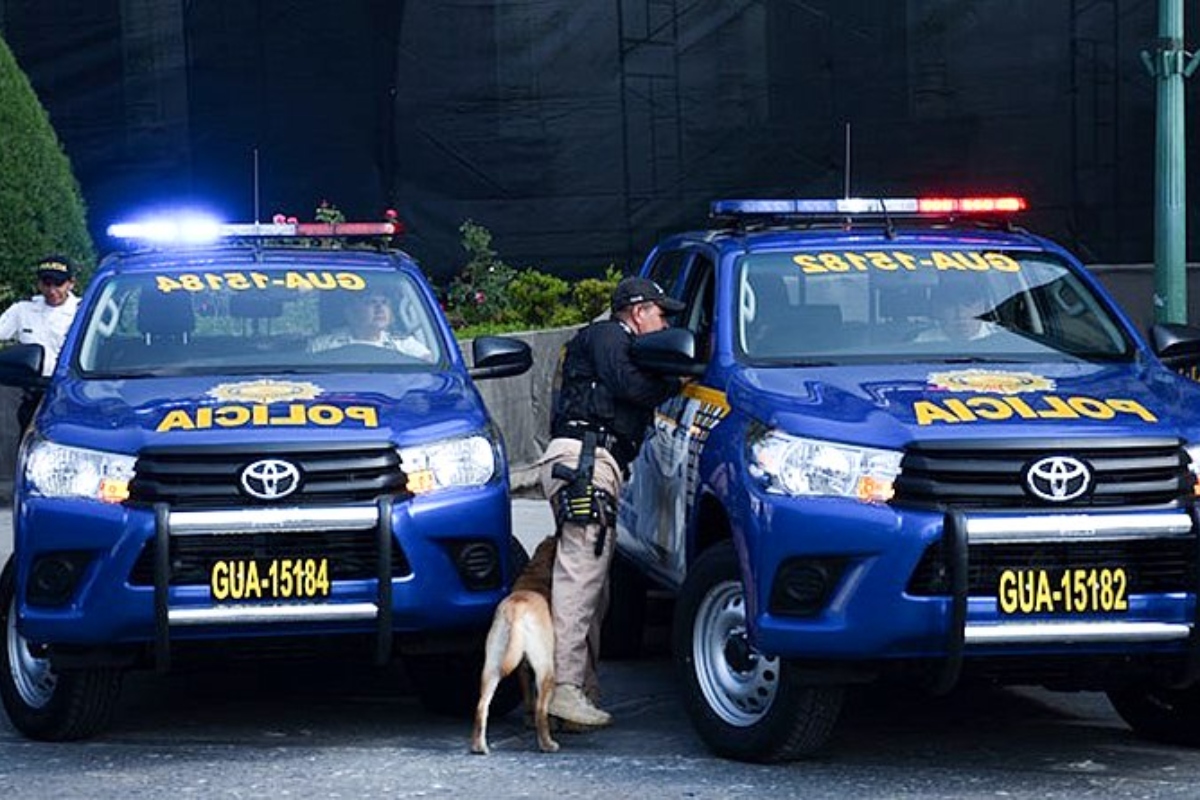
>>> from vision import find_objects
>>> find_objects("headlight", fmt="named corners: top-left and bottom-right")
top-left (748, 429), bottom-right (902, 503)
top-left (25, 436), bottom-right (136, 503)
top-left (399, 434), bottom-right (497, 495)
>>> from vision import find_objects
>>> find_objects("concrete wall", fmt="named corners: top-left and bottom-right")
top-left (468, 326), bottom-right (580, 496)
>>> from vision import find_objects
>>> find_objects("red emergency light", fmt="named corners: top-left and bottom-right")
top-left (917, 196), bottom-right (1027, 214)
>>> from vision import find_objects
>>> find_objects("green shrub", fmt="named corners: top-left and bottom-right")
top-left (571, 266), bottom-right (622, 322)
top-left (442, 219), bottom-right (625, 334)
top-left (444, 220), bottom-right (518, 328)
top-left (508, 269), bottom-right (575, 328)
top-left (0, 34), bottom-right (95, 304)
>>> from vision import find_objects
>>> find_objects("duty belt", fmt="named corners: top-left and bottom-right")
top-left (559, 420), bottom-right (620, 455)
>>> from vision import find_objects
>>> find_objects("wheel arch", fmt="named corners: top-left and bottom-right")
top-left (688, 492), bottom-right (732, 567)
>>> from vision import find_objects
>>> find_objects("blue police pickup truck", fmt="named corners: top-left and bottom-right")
top-left (609, 196), bottom-right (1200, 761)
top-left (0, 219), bottom-right (531, 740)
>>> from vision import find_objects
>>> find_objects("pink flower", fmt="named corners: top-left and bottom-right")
top-left (474, 291), bottom-right (486, 305)
top-left (286, 216), bottom-right (298, 225)
top-left (385, 208), bottom-right (399, 220)
top-left (272, 213), bottom-right (287, 224)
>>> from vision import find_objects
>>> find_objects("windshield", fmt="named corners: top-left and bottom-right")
top-left (736, 248), bottom-right (1134, 364)
top-left (75, 265), bottom-right (447, 377)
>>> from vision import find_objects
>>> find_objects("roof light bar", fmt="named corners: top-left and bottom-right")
top-left (711, 196), bottom-right (1026, 218)
top-left (108, 219), bottom-right (398, 243)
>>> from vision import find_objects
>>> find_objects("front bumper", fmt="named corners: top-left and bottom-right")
top-left (745, 497), bottom-right (1199, 676)
top-left (12, 484), bottom-right (514, 664)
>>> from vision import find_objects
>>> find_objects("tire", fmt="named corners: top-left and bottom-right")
top-left (1108, 684), bottom-right (1200, 747)
top-left (0, 557), bottom-right (123, 741)
top-left (673, 541), bottom-right (843, 762)
top-left (407, 536), bottom-right (527, 718)
top-left (601, 549), bottom-right (648, 660)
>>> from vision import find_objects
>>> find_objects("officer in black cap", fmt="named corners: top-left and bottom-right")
top-left (538, 276), bottom-right (683, 730)
top-left (0, 255), bottom-right (81, 427)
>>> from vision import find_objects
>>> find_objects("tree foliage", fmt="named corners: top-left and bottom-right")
top-left (0, 34), bottom-right (94, 304)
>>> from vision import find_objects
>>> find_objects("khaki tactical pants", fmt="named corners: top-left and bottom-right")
top-left (539, 437), bottom-right (623, 695)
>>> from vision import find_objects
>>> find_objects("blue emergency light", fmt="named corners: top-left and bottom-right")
top-left (108, 215), bottom-right (397, 244)
top-left (711, 196), bottom-right (1026, 217)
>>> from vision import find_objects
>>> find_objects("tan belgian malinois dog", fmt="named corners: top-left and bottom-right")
top-left (471, 536), bottom-right (558, 754)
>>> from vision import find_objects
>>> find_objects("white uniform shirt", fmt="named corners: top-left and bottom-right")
top-left (307, 328), bottom-right (434, 361)
top-left (0, 294), bottom-right (80, 375)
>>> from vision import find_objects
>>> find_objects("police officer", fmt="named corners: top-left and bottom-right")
top-left (541, 276), bottom-right (682, 729)
top-left (0, 255), bottom-right (80, 428)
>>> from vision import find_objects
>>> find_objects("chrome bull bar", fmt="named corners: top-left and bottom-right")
top-left (153, 498), bottom-right (395, 671)
top-left (932, 507), bottom-right (1200, 694)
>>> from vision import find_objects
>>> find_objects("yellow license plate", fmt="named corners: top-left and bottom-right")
top-left (210, 557), bottom-right (331, 602)
top-left (997, 567), bottom-right (1128, 615)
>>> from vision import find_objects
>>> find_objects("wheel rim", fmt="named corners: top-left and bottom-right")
top-left (691, 578), bottom-right (779, 726)
top-left (6, 597), bottom-right (57, 709)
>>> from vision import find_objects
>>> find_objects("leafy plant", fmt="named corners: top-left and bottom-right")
top-left (444, 220), bottom-right (518, 328)
top-left (507, 269), bottom-right (574, 328)
top-left (442, 221), bottom-right (623, 336)
top-left (571, 265), bottom-right (622, 323)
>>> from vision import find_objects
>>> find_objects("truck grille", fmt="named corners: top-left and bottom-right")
top-left (907, 537), bottom-right (1196, 596)
top-left (128, 442), bottom-right (409, 508)
top-left (894, 437), bottom-right (1189, 509)
top-left (129, 529), bottom-right (411, 586)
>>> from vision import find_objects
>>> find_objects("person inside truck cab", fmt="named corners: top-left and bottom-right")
top-left (308, 288), bottom-right (433, 360)
top-left (913, 282), bottom-right (1000, 343)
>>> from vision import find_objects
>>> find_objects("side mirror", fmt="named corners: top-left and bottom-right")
top-left (469, 335), bottom-right (533, 380)
top-left (1150, 323), bottom-right (1200, 370)
top-left (631, 328), bottom-right (705, 377)
top-left (0, 344), bottom-right (48, 390)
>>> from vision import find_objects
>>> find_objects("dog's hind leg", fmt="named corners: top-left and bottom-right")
top-left (470, 617), bottom-right (510, 755)
top-left (533, 665), bottom-right (559, 753)
top-left (526, 623), bottom-right (559, 753)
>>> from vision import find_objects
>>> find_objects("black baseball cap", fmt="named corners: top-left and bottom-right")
top-left (611, 277), bottom-right (685, 313)
top-left (36, 255), bottom-right (76, 283)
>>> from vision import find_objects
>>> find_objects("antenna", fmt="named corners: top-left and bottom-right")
top-left (253, 147), bottom-right (261, 224)
top-left (843, 122), bottom-right (851, 199)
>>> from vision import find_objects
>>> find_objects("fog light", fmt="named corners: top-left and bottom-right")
top-left (769, 558), bottom-right (846, 617)
top-left (454, 542), bottom-right (500, 591)
top-left (28, 552), bottom-right (91, 606)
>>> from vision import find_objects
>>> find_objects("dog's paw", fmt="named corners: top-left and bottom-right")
top-left (539, 738), bottom-right (560, 753)
top-left (469, 740), bottom-right (490, 755)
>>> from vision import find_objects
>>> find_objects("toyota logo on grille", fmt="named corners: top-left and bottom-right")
top-left (240, 459), bottom-right (301, 500)
top-left (1024, 455), bottom-right (1091, 502)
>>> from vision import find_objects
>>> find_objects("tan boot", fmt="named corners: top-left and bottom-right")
top-left (548, 683), bottom-right (612, 729)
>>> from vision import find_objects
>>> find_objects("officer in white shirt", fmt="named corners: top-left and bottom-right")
top-left (0, 255), bottom-right (81, 427)
top-left (308, 289), bottom-right (433, 361)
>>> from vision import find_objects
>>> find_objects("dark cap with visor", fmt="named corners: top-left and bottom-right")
top-left (36, 255), bottom-right (76, 284)
top-left (611, 277), bottom-right (684, 313)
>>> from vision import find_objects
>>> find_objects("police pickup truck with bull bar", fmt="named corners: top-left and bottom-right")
top-left (608, 196), bottom-right (1200, 761)
top-left (0, 216), bottom-right (531, 740)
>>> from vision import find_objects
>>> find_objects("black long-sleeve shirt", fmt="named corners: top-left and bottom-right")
top-left (551, 319), bottom-right (678, 467)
